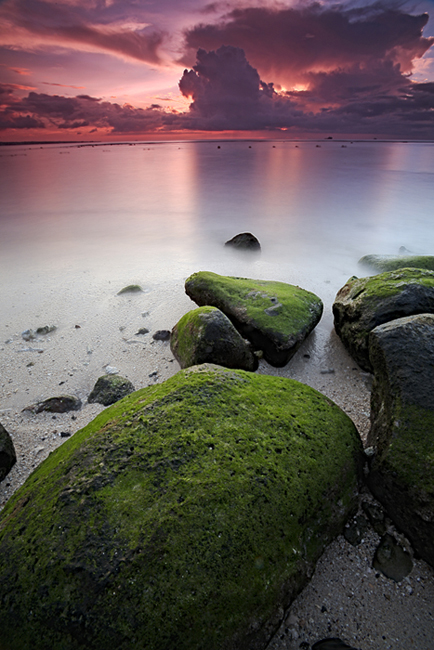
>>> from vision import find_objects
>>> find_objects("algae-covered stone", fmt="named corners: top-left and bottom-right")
top-left (171, 306), bottom-right (257, 371)
top-left (88, 375), bottom-right (135, 406)
top-left (333, 269), bottom-right (434, 371)
top-left (185, 272), bottom-right (323, 367)
top-left (366, 314), bottom-right (434, 567)
top-left (0, 423), bottom-right (16, 482)
top-left (117, 284), bottom-right (143, 295)
top-left (0, 365), bottom-right (362, 650)
top-left (359, 254), bottom-right (434, 273)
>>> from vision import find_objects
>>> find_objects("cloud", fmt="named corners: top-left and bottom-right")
top-left (182, 2), bottom-right (434, 88)
top-left (0, 0), bottom-right (164, 64)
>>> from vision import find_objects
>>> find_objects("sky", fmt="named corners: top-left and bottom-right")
top-left (1, 0), bottom-right (434, 141)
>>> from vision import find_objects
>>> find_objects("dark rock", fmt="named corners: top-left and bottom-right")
top-left (88, 375), bottom-right (135, 406)
top-left (359, 254), bottom-right (434, 273)
top-left (185, 272), bottom-right (323, 367)
top-left (333, 269), bottom-right (434, 371)
top-left (135, 327), bottom-right (149, 335)
top-left (35, 325), bottom-right (57, 335)
top-left (361, 501), bottom-right (386, 536)
top-left (225, 232), bottom-right (261, 251)
top-left (373, 534), bottom-right (413, 582)
top-left (343, 515), bottom-right (369, 546)
top-left (0, 364), bottom-right (363, 650)
top-left (366, 314), bottom-right (434, 567)
top-left (312, 639), bottom-right (359, 650)
top-left (117, 284), bottom-right (142, 295)
top-left (152, 330), bottom-right (171, 341)
top-left (170, 306), bottom-right (257, 371)
top-left (0, 423), bottom-right (16, 482)
top-left (23, 395), bottom-right (82, 414)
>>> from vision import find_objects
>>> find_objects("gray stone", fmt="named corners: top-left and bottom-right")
top-left (333, 269), bottom-right (434, 371)
top-left (185, 272), bottom-right (323, 367)
top-left (88, 375), bottom-right (135, 406)
top-left (152, 330), bottom-right (171, 341)
top-left (23, 395), bottom-right (82, 414)
top-left (0, 423), bottom-right (16, 482)
top-left (373, 534), bottom-right (413, 582)
top-left (0, 365), bottom-right (363, 650)
top-left (366, 314), bottom-right (434, 567)
top-left (170, 306), bottom-right (257, 371)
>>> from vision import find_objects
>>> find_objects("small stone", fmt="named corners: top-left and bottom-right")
top-left (36, 325), bottom-right (56, 335)
top-left (0, 423), bottom-right (16, 482)
top-left (105, 366), bottom-right (119, 375)
top-left (117, 284), bottom-right (143, 295)
top-left (23, 395), bottom-right (82, 414)
top-left (21, 329), bottom-right (36, 341)
top-left (320, 368), bottom-right (335, 375)
top-left (373, 534), bottom-right (413, 582)
top-left (135, 328), bottom-right (149, 335)
top-left (153, 330), bottom-right (170, 341)
top-left (88, 375), bottom-right (135, 406)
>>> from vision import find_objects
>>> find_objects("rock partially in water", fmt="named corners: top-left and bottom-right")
top-left (359, 254), bottom-right (434, 273)
top-left (225, 232), bottom-right (261, 251)
top-left (23, 395), bottom-right (82, 414)
top-left (333, 269), bottom-right (434, 371)
top-left (0, 364), bottom-right (363, 650)
top-left (185, 272), bottom-right (323, 367)
top-left (0, 423), bottom-right (16, 482)
top-left (88, 375), bottom-right (135, 406)
top-left (366, 314), bottom-right (434, 567)
top-left (171, 306), bottom-right (257, 371)
top-left (373, 534), bottom-right (413, 582)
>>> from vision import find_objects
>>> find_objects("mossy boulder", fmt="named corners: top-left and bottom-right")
top-left (359, 254), bottom-right (434, 273)
top-left (171, 306), bottom-right (257, 371)
top-left (366, 314), bottom-right (434, 567)
top-left (0, 365), bottom-right (363, 650)
top-left (185, 272), bottom-right (323, 367)
top-left (88, 375), bottom-right (135, 406)
top-left (0, 423), bottom-right (16, 482)
top-left (332, 268), bottom-right (434, 372)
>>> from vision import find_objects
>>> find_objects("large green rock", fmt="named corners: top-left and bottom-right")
top-left (366, 314), bottom-right (434, 567)
top-left (359, 254), bottom-right (434, 273)
top-left (333, 268), bottom-right (434, 371)
top-left (0, 365), bottom-right (362, 650)
top-left (170, 306), bottom-right (258, 371)
top-left (185, 272), bottom-right (323, 367)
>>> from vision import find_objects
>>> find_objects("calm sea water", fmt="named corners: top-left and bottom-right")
top-left (1, 139), bottom-right (433, 335)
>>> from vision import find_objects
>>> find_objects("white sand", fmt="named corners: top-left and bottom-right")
top-left (1, 273), bottom-right (433, 649)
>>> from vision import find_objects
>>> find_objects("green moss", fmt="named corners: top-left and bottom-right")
top-left (359, 255), bottom-right (434, 273)
top-left (339, 268), bottom-right (434, 306)
top-left (172, 306), bottom-right (218, 367)
top-left (0, 366), bottom-right (362, 650)
top-left (185, 272), bottom-right (323, 341)
top-left (377, 402), bottom-right (434, 495)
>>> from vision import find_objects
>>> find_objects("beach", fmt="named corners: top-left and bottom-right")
top-left (1, 269), bottom-right (434, 650)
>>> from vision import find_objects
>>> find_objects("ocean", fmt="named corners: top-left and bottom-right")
top-left (1, 139), bottom-right (433, 353)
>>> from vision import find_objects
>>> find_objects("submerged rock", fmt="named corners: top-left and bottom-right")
top-left (332, 269), bottom-right (434, 371)
top-left (366, 314), bottom-right (434, 567)
top-left (0, 365), bottom-right (363, 650)
top-left (0, 423), bottom-right (16, 482)
top-left (185, 272), bottom-right (323, 367)
top-left (171, 306), bottom-right (257, 371)
top-left (359, 254), bottom-right (434, 273)
top-left (88, 375), bottom-right (135, 406)
top-left (23, 395), bottom-right (82, 414)
top-left (225, 232), bottom-right (261, 251)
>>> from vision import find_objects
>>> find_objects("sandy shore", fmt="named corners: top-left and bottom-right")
top-left (1, 275), bottom-right (433, 649)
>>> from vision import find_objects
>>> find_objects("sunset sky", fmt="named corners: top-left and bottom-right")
top-left (1, 0), bottom-right (434, 141)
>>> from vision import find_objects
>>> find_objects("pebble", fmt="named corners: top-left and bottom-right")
top-left (105, 366), bottom-right (119, 375)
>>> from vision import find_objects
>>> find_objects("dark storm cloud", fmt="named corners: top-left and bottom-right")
top-left (182, 2), bottom-right (434, 84)
top-left (0, 0), bottom-right (164, 64)
top-left (0, 88), bottom-right (166, 132)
